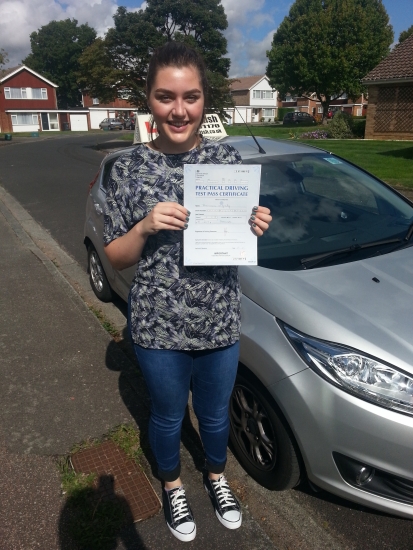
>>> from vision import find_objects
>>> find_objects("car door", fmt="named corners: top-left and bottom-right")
top-left (98, 157), bottom-right (135, 300)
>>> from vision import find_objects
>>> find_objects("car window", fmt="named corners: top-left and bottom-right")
top-left (101, 159), bottom-right (117, 192)
top-left (294, 158), bottom-right (378, 209)
top-left (246, 154), bottom-right (413, 270)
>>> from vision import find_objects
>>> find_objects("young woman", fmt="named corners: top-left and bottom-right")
top-left (104, 41), bottom-right (271, 542)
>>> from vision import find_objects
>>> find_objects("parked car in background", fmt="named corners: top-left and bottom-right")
top-left (124, 117), bottom-right (136, 130)
top-left (283, 112), bottom-right (317, 125)
top-left (99, 118), bottom-right (124, 131)
top-left (84, 136), bottom-right (413, 519)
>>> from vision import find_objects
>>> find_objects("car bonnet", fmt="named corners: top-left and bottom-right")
top-left (240, 247), bottom-right (413, 373)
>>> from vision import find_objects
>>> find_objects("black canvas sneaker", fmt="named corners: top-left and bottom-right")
top-left (163, 486), bottom-right (196, 542)
top-left (203, 473), bottom-right (242, 529)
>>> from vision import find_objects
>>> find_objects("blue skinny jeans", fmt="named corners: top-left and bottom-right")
top-left (132, 341), bottom-right (240, 482)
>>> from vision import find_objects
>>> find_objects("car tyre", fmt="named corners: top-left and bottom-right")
top-left (230, 369), bottom-right (301, 490)
top-left (88, 245), bottom-right (113, 302)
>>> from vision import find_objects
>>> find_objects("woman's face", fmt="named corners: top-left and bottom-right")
top-left (147, 65), bottom-right (204, 154)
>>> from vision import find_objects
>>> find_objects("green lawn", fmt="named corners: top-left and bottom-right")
top-left (225, 125), bottom-right (413, 189)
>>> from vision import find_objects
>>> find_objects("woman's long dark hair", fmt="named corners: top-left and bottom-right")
top-left (146, 41), bottom-right (208, 144)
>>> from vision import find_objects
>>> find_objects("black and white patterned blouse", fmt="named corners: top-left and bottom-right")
top-left (103, 139), bottom-right (243, 350)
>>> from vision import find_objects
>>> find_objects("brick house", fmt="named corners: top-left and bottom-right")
top-left (362, 34), bottom-right (413, 140)
top-left (82, 92), bottom-right (137, 129)
top-left (0, 65), bottom-right (89, 132)
top-left (280, 92), bottom-right (367, 119)
top-left (225, 75), bottom-right (278, 124)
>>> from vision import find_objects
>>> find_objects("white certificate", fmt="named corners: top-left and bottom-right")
top-left (183, 164), bottom-right (261, 266)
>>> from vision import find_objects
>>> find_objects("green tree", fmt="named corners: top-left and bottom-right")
top-left (78, 1), bottom-right (232, 115)
top-left (83, 7), bottom-right (164, 109)
top-left (399, 25), bottom-right (413, 43)
top-left (0, 48), bottom-right (9, 70)
top-left (23, 19), bottom-right (96, 108)
top-left (266, 0), bottom-right (393, 122)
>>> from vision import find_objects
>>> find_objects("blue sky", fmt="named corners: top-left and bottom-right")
top-left (1, 0), bottom-right (411, 77)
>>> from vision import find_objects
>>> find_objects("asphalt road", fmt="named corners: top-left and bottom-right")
top-left (0, 133), bottom-right (412, 550)
top-left (0, 132), bottom-right (124, 270)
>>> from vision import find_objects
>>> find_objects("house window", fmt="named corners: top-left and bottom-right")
top-left (253, 90), bottom-right (274, 99)
top-left (92, 98), bottom-right (99, 105)
top-left (4, 87), bottom-right (28, 99)
top-left (263, 109), bottom-right (275, 117)
top-left (11, 113), bottom-right (38, 125)
top-left (318, 106), bottom-right (323, 114)
top-left (32, 88), bottom-right (48, 99)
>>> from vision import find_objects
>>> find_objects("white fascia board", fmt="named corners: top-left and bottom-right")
top-left (1, 65), bottom-right (59, 87)
top-left (5, 109), bottom-right (87, 113)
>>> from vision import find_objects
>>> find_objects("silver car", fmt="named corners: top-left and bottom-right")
top-left (99, 118), bottom-right (124, 131)
top-left (84, 136), bottom-right (413, 518)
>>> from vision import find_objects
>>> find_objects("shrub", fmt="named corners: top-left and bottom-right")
top-left (352, 118), bottom-right (366, 138)
top-left (328, 111), bottom-right (353, 139)
top-left (278, 107), bottom-right (296, 121)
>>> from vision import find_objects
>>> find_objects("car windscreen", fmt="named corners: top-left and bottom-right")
top-left (246, 154), bottom-right (413, 270)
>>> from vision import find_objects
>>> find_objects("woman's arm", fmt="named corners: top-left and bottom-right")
top-left (104, 201), bottom-right (190, 270)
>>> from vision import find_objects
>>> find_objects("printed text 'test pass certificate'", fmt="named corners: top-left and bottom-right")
top-left (183, 164), bottom-right (261, 266)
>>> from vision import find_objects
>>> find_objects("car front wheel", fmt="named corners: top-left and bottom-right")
top-left (230, 370), bottom-right (302, 490)
top-left (88, 245), bottom-right (113, 302)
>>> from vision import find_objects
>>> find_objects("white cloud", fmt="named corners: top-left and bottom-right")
top-left (243, 29), bottom-right (276, 76)
top-left (222, 0), bottom-right (278, 78)
top-left (228, 29), bottom-right (276, 78)
top-left (221, 0), bottom-right (266, 27)
top-left (0, 0), bottom-right (117, 67)
top-left (0, 0), bottom-right (277, 83)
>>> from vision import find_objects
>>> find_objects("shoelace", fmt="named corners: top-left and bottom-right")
top-left (211, 476), bottom-right (237, 509)
top-left (169, 487), bottom-right (191, 522)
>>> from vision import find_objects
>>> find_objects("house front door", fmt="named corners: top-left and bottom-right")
top-left (41, 113), bottom-right (49, 130)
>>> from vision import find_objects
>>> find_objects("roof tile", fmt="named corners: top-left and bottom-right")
top-left (0, 65), bottom-right (23, 81)
top-left (230, 75), bottom-right (266, 91)
top-left (363, 34), bottom-right (413, 81)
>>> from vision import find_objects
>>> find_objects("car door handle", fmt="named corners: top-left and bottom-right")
top-left (94, 202), bottom-right (103, 215)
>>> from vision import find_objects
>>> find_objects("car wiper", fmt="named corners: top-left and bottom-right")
top-left (300, 237), bottom-right (402, 269)
top-left (403, 221), bottom-right (413, 242)
top-left (382, 222), bottom-right (413, 254)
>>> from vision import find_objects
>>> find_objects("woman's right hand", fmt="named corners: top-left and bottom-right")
top-left (105, 202), bottom-right (189, 270)
top-left (139, 202), bottom-right (190, 236)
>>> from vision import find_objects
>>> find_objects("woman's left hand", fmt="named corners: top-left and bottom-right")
top-left (249, 206), bottom-right (272, 237)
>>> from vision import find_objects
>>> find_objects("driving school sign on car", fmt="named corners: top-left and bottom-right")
top-left (133, 113), bottom-right (227, 144)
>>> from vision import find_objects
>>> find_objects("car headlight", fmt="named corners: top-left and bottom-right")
top-left (280, 322), bottom-right (413, 416)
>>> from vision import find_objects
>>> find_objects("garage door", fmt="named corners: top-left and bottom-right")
top-left (69, 114), bottom-right (88, 131)
top-left (90, 110), bottom-right (107, 129)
